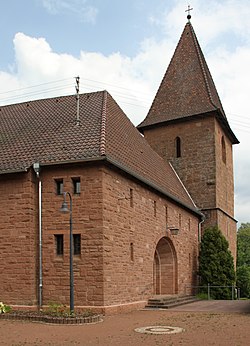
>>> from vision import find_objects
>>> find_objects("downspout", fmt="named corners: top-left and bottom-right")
top-left (198, 213), bottom-right (205, 243)
top-left (33, 163), bottom-right (42, 309)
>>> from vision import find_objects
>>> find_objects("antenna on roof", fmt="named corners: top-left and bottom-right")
top-left (75, 76), bottom-right (80, 125)
top-left (185, 5), bottom-right (193, 22)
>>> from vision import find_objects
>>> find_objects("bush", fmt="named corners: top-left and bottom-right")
top-left (198, 226), bottom-right (235, 299)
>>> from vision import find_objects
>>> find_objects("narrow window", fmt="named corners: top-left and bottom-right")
top-left (221, 136), bottom-right (226, 164)
top-left (73, 234), bottom-right (81, 255)
top-left (130, 242), bottom-right (134, 262)
top-left (130, 188), bottom-right (134, 207)
top-left (55, 234), bottom-right (63, 255)
top-left (72, 177), bottom-right (81, 194)
top-left (55, 179), bottom-right (63, 195)
top-left (176, 136), bottom-right (181, 158)
top-left (165, 206), bottom-right (168, 224)
top-left (154, 201), bottom-right (157, 217)
top-left (179, 213), bottom-right (182, 229)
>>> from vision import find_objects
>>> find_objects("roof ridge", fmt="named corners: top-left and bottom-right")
top-left (99, 90), bottom-right (108, 156)
top-left (189, 23), bottom-right (224, 115)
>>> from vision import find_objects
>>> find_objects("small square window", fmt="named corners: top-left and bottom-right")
top-left (55, 179), bottom-right (63, 195)
top-left (55, 234), bottom-right (63, 255)
top-left (73, 234), bottom-right (81, 255)
top-left (72, 177), bottom-right (81, 194)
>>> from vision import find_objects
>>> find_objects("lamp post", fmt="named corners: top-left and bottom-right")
top-left (60, 192), bottom-right (74, 313)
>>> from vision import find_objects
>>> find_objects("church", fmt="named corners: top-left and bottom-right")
top-left (0, 17), bottom-right (238, 314)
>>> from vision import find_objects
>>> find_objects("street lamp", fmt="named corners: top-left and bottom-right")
top-left (60, 192), bottom-right (74, 313)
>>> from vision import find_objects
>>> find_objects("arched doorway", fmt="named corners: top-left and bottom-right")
top-left (153, 237), bottom-right (178, 295)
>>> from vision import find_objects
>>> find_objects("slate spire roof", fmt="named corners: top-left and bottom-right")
top-left (0, 90), bottom-right (199, 213)
top-left (138, 21), bottom-right (239, 144)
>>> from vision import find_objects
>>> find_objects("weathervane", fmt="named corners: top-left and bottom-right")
top-left (185, 5), bottom-right (193, 22)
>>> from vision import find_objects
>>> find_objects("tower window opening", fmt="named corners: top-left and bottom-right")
top-left (176, 137), bottom-right (181, 158)
top-left (221, 136), bottom-right (226, 164)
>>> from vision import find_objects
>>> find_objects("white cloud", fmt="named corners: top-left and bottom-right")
top-left (40, 0), bottom-right (98, 24)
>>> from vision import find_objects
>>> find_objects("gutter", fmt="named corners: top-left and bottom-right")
top-left (0, 167), bottom-right (28, 175)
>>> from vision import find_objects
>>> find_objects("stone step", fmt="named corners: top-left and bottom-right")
top-left (148, 294), bottom-right (195, 304)
top-left (145, 295), bottom-right (198, 310)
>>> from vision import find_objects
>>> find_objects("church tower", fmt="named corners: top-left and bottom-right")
top-left (138, 17), bottom-right (239, 258)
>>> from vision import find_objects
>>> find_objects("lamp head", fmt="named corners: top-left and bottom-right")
top-left (33, 162), bottom-right (40, 176)
top-left (60, 200), bottom-right (69, 213)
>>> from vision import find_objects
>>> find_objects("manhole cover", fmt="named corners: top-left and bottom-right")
top-left (134, 326), bottom-right (184, 335)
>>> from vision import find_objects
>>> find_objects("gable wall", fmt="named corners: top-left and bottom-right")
top-left (101, 166), bottom-right (200, 313)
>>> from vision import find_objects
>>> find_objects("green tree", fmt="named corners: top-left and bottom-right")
top-left (198, 226), bottom-right (235, 299)
top-left (236, 223), bottom-right (250, 298)
top-left (236, 266), bottom-right (250, 298)
top-left (237, 223), bottom-right (250, 267)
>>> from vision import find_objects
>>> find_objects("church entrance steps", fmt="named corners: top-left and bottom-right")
top-left (144, 295), bottom-right (199, 309)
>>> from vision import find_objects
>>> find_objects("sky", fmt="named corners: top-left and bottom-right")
top-left (0, 0), bottom-right (250, 226)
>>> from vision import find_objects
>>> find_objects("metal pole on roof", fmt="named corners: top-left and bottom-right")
top-left (75, 76), bottom-right (80, 125)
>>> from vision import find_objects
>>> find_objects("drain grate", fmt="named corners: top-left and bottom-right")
top-left (134, 325), bottom-right (184, 335)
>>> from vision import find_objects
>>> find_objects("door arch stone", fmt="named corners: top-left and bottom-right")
top-left (153, 237), bottom-right (178, 295)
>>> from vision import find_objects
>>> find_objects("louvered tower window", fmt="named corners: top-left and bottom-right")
top-left (176, 137), bottom-right (181, 158)
top-left (221, 136), bottom-right (226, 164)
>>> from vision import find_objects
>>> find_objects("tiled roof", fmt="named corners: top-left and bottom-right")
top-left (0, 90), bottom-right (198, 212)
top-left (138, 22), bottom-right (238, 144)
top-left (0, 92), bottom-right (104, 172)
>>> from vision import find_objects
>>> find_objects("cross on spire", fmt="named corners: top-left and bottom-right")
top-left (185, 5), bottom-right (193, 21)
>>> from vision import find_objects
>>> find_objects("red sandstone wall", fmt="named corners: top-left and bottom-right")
top-left (0, 170), bottom-right (37, 305)
top-left (143, 116), bottom-right (216, 210)
top-left (102, 166), bottom-right (200, 307)
top-left (214, 119), bottom-right (234, 214)
top-left (214, 119), bottom-right (236, 257)
top-left (143, 115), bottom-right (237, 261)
top-left (0, 162), bottom-right (200, 311)
top-left (41, 163), bottom-right (105, 307)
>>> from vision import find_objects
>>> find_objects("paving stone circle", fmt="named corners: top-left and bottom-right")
top-left (134, 325), bottom-right (184, 335)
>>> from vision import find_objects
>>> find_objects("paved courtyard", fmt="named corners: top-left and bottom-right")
top-left (0, 300), bottom-right (249, 345)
